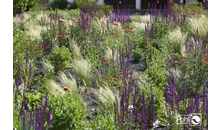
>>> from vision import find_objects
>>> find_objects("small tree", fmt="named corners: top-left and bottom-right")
top-left (13, 0), bottom-right (39, 16)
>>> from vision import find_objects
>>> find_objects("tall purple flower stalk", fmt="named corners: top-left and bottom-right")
top-left (150, 85), bottom-right (155, 125)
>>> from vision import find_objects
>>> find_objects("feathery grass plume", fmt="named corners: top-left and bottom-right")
top-left (166, 67), bottom-right (182, 94)
top-left (69, 38), bottom-right (82, 59)
top-left (132, 22), bottom-right (151, 34)
top-left (71, 59), bottom-right (91, 87)
top-left (168, 27), bottom-right (187, 53)
top-left (140, 15), bottom-right (151, 23)
top-left (188, 15), bottom-right (208, 41)
top-left (42, 58), bottom-right (54, 74)
top-left (104, 47), bottom-right (118, 61)
top-left (57, 71), bottom-right (77, 93)
top-left (26, 24), bottom-right (47, 39)
top-left (93, 81), bottom-right (119, 107)
top-left (180, 44), bottom-right (187, 57)
top-left (47, 80), bottom-right (65, 97)
top-left (36, 12), bottom-right (48, 26)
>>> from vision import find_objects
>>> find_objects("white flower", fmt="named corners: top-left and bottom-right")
top-left (128, 105), bottom-right (134, 110)
top-left (153, 119), bottom-right (160, 128)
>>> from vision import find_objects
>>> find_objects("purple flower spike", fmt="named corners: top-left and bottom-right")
top-left (150, 85), bottom-right (155, 124)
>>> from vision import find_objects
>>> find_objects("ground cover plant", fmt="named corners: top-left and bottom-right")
top-left (13, 1), bottom-right (208, 130)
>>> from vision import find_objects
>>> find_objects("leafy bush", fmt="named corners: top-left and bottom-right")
top-left (75, 0), bottom-right (97, 11)
top-left (47, 46), bottom-right (72, 72)
top-left (132, 48), bottom-right (144, 62)
top-left (49, 92), bottom-right (89, 129)
top-left (68, 2), bottom-right (78, 10)
top-left (49, 0), bottom-right (68, 10)
top-left (97, 3), bottom-right (113, 15)
top-left (13, 0), bottom-right (39, 16)
top-left (184, 2), bottom-right (200, 8)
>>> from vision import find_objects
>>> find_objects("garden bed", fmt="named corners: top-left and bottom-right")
top-left (13, 2), bottom-right (208, 130)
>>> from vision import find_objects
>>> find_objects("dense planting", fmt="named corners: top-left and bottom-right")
top-left (13, 2), bottom-right (208, 130)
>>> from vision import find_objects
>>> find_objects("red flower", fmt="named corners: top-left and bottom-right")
top-left (124, 30), bottom-right (130, 33)
top-left (135, 78), bottom-right (139, 80)
top-left (111, 32), bottom-right (115, 35)
top-left (130, 27), bottom-right (132, 30)
top-left (191, 13), bottom-right (196, 15)
top-left (124, 74), bottom-right (128, 77)
top-left (105, 78), bottom-right (108, 80)
top-left (131, 31), bottom-right (134, 33)
top-left (122, 86), bottom-right (125, 89)
top-left (192, 10), bottom-right (196, 12)
top-left (122, 28), bottom-right (124, 29)
top-left (179, 53), bottom-right (182, 56)
top-left (113, 84), bottom-right (117, 86)
top-left (102, 59), bottom-right (108, 62)
top-left (181, 56), bottom-right (187, 59)
top-left (124, 20), bottom-right (128, 22)
top-left (110, 58), bottom-right (115, 61)
top-left (87, 32), bottom-right (91, 35)
top-left (116, 70), bottom-right (119, 72)
top-left (113, 23), bottom-right (118, 26)
top-left (117, 86), bottom-right (121, 89)
top-left (128, 72), bottom-right (133, 74)
top-left (138, 72), bottom-right (141, 74)
top-left (172, 57), bottom-right (175, 59)
top-left (205, 58), bottom-right (208, 61)
top-left (69, 34), bottom-right (72, 36)
top-left (184, 51), bottom-right (187, 53)
top-left (117, 78), bottom-right (120, 81)
top-left (178, 60), bottom-right (181, 62)
top-left (64, 87), bottom-right (68, 90)
top-left (119, 72), bottom-right (122, 74)
top-left (184, 9), bottom-right (190, 11)
top-left (55, 33), bottom-right (59, 35)
top-left (173, 61), bottom-right (179, 64)
top-left (75, 21), bottom-right (79, 23)
top-left (201, 60), bottom-right (208, 65)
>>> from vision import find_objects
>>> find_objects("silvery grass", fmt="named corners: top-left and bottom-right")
top-left (42, 58), bottom-right (54, 74)
top-left (47, 80), bottom-right (65, 97)
top-left (168, 27), bottom-right (187, 53)
top-left (104, 47), bottom-right (118, 61)
top-left (93, 81), bottom-right (119, 109)
top-left (69, 38), bottom-right (83, 59)
top-left (166, 67), bottom-right (183, 95)
top-left (188, 15), bottom-right (208, 41)
top-left (185, 36), bottom-right (208, 55)
top-left (131, 21), bottom-right (151, 34)
top-left (71, 59), bottom-right (91, 87)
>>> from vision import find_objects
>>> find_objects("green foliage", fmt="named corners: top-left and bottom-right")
top-left (97, 3), bottom-right (113, 15)
top-left (47, 46), bottom-right (72, 72)
top-left (145, 48), bottom-right (168, 89)
top-left (49, 92), bottom-right (89, 129)
top-left (49, 0), bottom-right (68, 10)
top-left (13, 0), bottom-right (39, 16)
top-left (177, 54), bottom-right (208, 95)
top-left (68, 2), bottom-right (78, 10)
top-left (131, 48), bottom-right (144, 62)
top-left (26, 0), bottom-right (39, 11)
top-left (74, 0), bottom-right (97, 12)
top-left (184, 2), bottom-right (200, 8)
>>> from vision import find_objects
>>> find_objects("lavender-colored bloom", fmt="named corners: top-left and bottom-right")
top-left (150, 85), bottom-right (155, 124)
top-left (151, 23), bottom-right (154, 41)
top-left (18, 60), bottom-right (21, 78)
top-left (203, 86), bottom-right (206, 114)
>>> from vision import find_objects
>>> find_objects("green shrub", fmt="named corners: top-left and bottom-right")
top-left (49, 92), bottom-right (89, 129)
top-left (49, 0), bottom-right (68, 10)
top-left (97, 3), bottom-right (113, 15)
top-left (75, 0), bottom-right (97, 11)
top-left (68, 2), bottom-right (78, 10)
top-left (13, 0), bottom-right (39, 16)
top-left (47, 46), bottom-right (72, 72)
top-left (184, 2), bottom-right (200, 8)
top-left (132, 48), bottom-right (144, 62)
